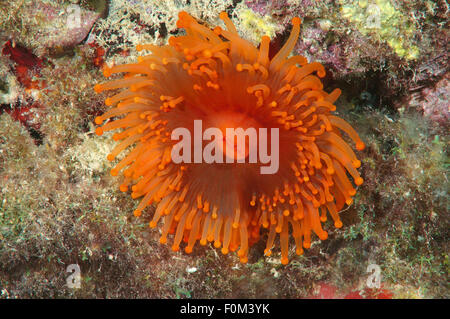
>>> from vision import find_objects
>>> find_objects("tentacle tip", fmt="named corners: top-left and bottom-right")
top-left (93, 84), bottom-right (103, 93)
top-left (356, 142), bottom-right (365, 151)
top-left (317, 69), bottom-right (326, 78)
top-left (104, 98), bottom-right (113, 106)
top-left (149, 221), bottom-right (157, 228)
top-left (185, 246), bottom-right (193, 254)
top-left (219, 11), bottom-right (228, 20)
top-left (103, 67), bottom-right (111, 78)
top-left (292, 17), bottom-right (301, 26)
top-left (319, 231), bottom-right (328, 240)
top-left (94, 116), bottom-right (103, 125)
top-left (355, 177), bottom-right (364, 186)
top-left (95, 127), bottom-right (103, 136)
top-left (353, 160), bottom-right (362, 168)
top-left (178, 11), bottom-right (189, 19)
top-left (261, 35), bottom-right (271, 42)
top-left (133, 209), bottom-right (141, 217)
top-left (281, 257), bottom-right (289, 265)
top-left (177, 11), bottom-right (190, 28)
top-left (119, 185), bottom-right (128, 192)
top-left (335, 220), bottom-right (343, 228)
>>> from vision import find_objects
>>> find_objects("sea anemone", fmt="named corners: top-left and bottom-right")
top-left (94, 11), bottom-right (365, 264)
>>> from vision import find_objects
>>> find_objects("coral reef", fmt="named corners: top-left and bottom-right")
top-left (0, 0), bottom-right (448, 299)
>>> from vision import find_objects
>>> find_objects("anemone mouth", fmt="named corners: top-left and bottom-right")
top-left (94, 11), bottom-right (365, 265)
top-left (205, 111), bottom-right (261, 161)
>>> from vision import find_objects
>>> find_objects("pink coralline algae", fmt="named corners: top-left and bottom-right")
top-left (406, 75), bottom-right (450, 126)
top-left (245, 0), bottom-right (320, 23)
top-left (293, 22), bottom-right (378, 78)
top-left (25, 2), bottom-right (100, 52)
top-left (420, 76), bottom-right (450, 125)
top-left (245, 0), bottom-right (287, 16)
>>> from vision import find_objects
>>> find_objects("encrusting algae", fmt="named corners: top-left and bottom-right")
top-left (94, 11), bottom-right (365, 265)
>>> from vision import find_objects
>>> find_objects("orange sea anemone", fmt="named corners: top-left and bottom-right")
top-left (94, 11), bottom-right (365, 264)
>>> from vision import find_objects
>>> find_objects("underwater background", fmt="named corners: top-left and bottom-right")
top-left (0, 0), bottom-right (448, 298)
